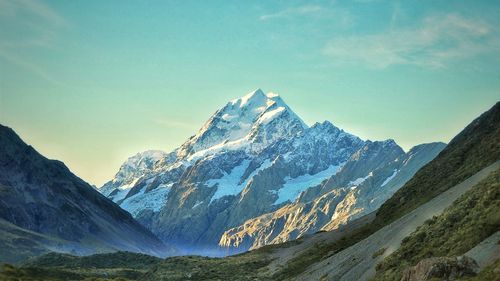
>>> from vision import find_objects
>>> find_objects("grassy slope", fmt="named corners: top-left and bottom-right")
top-left (372, 168), bottom-right (500, 281)
top-left (0, 218), bottom-right (50, 264)
top-left (22, 252), bottom-right (162, 269)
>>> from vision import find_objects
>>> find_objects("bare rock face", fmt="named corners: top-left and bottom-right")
top-left (401, 256), bottom-right (479, 281)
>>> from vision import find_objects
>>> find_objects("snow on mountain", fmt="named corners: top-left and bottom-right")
top-left (207, 158), bottom-right (274, 203)
top-left (380, 169), bottom-right (398, 187)
top-left (177, 88), bottom-right (306, 161)
top-left (348, 172), bottom-right (373, 188)
top-left (100, 150), bottom-right (169, 198)
top-left (120, 183), bottom-right (173, 217)
top-left (100, 89), bottom-right (314, 210)
top-left (273, 164), bottom-right (343, 205)
top-left (98, 89), bottom-right (444, 255)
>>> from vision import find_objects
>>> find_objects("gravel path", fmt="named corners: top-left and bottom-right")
top-left (292, 161), bottom-right (500, 281)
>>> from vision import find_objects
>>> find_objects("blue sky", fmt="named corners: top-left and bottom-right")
top-left (1, 0), bottom-right (499, 185)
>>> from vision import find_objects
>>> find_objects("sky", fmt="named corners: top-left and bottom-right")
top-left (1, 0), bottom-right (499, 186)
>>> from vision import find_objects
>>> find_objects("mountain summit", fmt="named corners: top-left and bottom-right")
top-left (99, 89), bottom-right (444, 255)
top-left (177, 89), bottom-right (306, 160)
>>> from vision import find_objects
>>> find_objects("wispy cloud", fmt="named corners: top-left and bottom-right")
top-left (323, 14), bottom-right (500, 68)
top-left (6, 0), bottom-right (68, 26)
top-left (260, 5), bottom-right (324, 21)
top-left (0, 0), bottom-right (68, 85)
top-left (0, 49), bottom-right (65, 86)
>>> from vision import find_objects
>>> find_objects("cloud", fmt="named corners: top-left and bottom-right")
top-left (323, 14), bottom-right (500, 68)
top-left (0, 0), bottom-right (68, 27)
top-left (0, 49), bottom-right (65, 86)
top-left (0, 0), bottom-right (68, 85)
top-left (260, 5), bottom-right (324, 21)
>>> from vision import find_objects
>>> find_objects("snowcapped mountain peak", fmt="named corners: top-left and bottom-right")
top-left (232, 88), bottom-right (267, 108)
top-left (310, 120), bottom-right (340, 133)
top-left (122, 150), bottom-right (167, 170)
top-left (380, 139), bottom-right (398, 148)
top-left (266, 91), bottom-right (279, 98)
top-left (177, 89), bottom-right (307, 159)
top-left (113, 150), bottom-right (166, 182)
top-left (230, 89), bottom-right (286, 112)
top-left (96, 88), bottom-right (448, 254)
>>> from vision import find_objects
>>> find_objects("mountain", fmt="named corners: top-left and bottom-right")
top-left (99, 89), bottom-right (443, 254)
top-left (0, 125), bottom-right (175, 264)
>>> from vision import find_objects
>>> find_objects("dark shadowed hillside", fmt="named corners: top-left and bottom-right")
top-left (0, 125), bottom-right (175, 263)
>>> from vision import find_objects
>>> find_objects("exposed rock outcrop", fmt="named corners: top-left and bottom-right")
top-left (401, 256), bottom-right (479, 281)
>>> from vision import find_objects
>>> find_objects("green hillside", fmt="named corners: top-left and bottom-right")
top-left (373, 168), bottom-right (500, 280)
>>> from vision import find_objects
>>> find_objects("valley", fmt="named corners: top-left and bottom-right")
top-left (2, 1), bottom-right (499, 280)
top-left (0, 98), bottom-right (498, 281)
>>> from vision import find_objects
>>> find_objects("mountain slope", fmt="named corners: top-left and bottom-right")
top-left (0, 125), bottom-right (175, 263)
top-left (4, 165), bottom-right (497, 281)
top-left (375, 101), bottom-right (500, 226)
